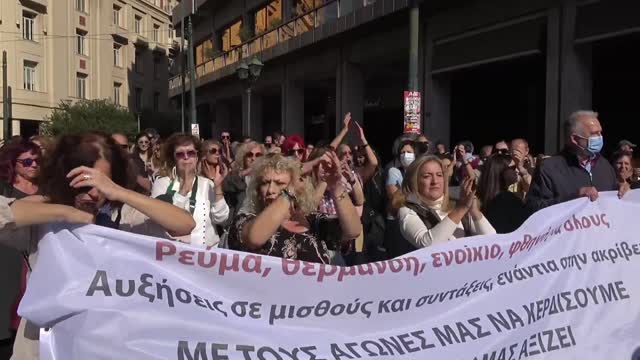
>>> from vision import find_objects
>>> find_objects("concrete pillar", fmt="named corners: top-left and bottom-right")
top-left (545, 5), bottom-right (561, 154)
top-left (423, 22), bottom-right (451, 148)
top-left (242, 89), bottom-right (263, 140)
top-left (336, 61), bottom-right (364, 140)
top-left (424, 77), bottom-right (451, 148)
top-left (282, 76), bottom-right (304, 136)
top-left (559, 0), bottom-right (593, 147)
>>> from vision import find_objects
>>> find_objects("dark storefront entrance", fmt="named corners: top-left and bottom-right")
top-left (449, 56), bottom-right (546, 154)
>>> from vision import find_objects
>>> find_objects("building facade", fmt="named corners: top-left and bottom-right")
top-left (0, 0), bottom-right (178, 138)
top-left (170, 0), bottom-right (640, 160)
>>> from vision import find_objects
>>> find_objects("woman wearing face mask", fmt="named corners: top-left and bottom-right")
top-left (0, 132), bottom-right (195, 360)
top-left (395, 155), bottom-right (496, 256)
top-left (477, 154), bottom-right (529, 233)
top-left (152, 134), bottom-right (230, 248)
top-left (228, 153), bottom-right (362, 263)
top-left (222, 141), bottom-right (266, 224)
top-left (382, 140), bottom-right (416, 259)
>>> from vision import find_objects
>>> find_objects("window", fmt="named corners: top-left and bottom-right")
top-left (167, 25), bottom-right (174, 42)
top-left (153, 92), bottom-right (160, 112)
top-left (113, 43), bottom-right (122, 67)
top-left (135, 50), bottom-right (143, 73)
top-left (112, 5), bottom-right (121, 26)
top-left (153, 57), bottom-right (161, 79)
top-left (23, 61), bottom-right (37, 91)
top-left (196, 39), bottom-right (213, 65)
top-left (134, 15), bottom-right (142, 34)
top-left (153, 24), bottom-right (160, 42)
top-left (113, 83), bottom-right (121, 105)
top-left (255, 0), bottom-right (282, 35)
top-left (22, 12), bottom-right (35, 41)
top-left (76, 73), bottom-right (87, 99)
top-left (76, 0), bottom-right (87, 13)
top-left (221, 20), bottom-right (242, 52)
top-left (76, 29), bottom-right (87, 55)
top-left (134, 88), bottom-right (143, 111)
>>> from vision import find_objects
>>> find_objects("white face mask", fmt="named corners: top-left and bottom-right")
top-left (400, 152), bottom-right (415, 167)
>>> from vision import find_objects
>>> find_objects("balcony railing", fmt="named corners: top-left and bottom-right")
top-left (169, 0), bottom-right (341, 90)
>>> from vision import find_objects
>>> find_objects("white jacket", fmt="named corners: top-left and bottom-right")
top-left (152, 176), bottom-right (229, 247)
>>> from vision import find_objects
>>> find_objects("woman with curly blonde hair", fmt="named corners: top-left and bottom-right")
top-left (228, 153), bottom-right (362, 263)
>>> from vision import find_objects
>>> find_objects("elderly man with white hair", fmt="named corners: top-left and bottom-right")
top-left (526, 110), bottom-right (628, 213)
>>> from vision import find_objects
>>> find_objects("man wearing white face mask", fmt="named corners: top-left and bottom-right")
top-left (526, 110), bottom-right (626, 213)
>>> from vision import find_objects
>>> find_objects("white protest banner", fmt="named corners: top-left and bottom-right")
top-left (19, 191), bottom-right (640, 360)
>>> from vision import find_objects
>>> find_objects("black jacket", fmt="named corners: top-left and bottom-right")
top-left (526, 149), bottom-right (618, 213)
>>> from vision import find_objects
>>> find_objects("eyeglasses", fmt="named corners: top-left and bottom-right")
top-left (16, 158), bottom-right (38, 167)
top-left (208, 148), bottom-right (220, 155)
top-left (246, 152), bottom-right (263, 159)
top-left (289, 149), bottom-right (305, 156)
top-left (174, 150), bottom-right (198, 159)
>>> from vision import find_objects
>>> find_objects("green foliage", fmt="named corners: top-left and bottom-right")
top-left (43, 99), bottom-right (137, 136)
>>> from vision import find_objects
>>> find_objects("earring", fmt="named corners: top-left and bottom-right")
top-left (171, 166), bottom-right (177, 179)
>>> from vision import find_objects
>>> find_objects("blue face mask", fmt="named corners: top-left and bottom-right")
top-left (577, 134), bottom-right (604, 155)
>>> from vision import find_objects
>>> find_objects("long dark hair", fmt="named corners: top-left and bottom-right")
top-left (477, 154), bottom-right (513, 212)
top-left (0, 140), bottom-right (41, 184)
top-left (39, 132), bottom-right (133, 206)
top-left (133, 132), bottom-right (152, 158)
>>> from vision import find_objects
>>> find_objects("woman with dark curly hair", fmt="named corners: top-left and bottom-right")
top-left (0, 132), bottom-right (195, 360)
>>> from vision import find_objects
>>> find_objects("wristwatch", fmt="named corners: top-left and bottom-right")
top-left (281, 188), bottom-right (298, 206)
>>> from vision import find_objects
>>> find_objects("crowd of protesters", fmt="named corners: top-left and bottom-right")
top-left (0, 109), bottom-right (637, 359)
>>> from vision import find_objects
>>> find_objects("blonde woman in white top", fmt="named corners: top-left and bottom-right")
top-left (394, 155), bottom-right (495, 256)
top-left (151, 134), bottom-right (230, 248)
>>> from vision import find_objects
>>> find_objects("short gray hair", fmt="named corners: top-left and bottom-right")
top-left (565, 110), bottom-right (598, 137)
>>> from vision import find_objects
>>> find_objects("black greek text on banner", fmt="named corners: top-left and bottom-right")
top-left (19, 191), bottom-right (640, 359)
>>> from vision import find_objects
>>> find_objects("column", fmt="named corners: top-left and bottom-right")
top-left (423, 22), bottom-right (451, 148)
top-left (242, 89), bottom-right (263, 140)
top-left (282, 76), bottom-right (305, 136)
top-left (544, 5), bottom-right (561, 154)
top-left (336, 61), bottom-right (364, 141)
top-left (559, 0), bottom-right (593, 146)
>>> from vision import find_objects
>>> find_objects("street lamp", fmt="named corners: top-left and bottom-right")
top-left (236, 57), bottom-right (263, 138)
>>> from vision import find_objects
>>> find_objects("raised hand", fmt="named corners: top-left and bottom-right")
top-left (67, 166), bottom-right (123, 202)
top-left (343, 112), bottom-right (352, 129)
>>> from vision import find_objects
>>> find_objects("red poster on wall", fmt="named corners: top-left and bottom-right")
top-left (403, 90), bottom-right (421, 134)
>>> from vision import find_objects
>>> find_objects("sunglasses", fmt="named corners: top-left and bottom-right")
top-left (17, 158), bottom-right (39, 167)
top-left (174, 150), bottom-right (198, 159)
top-left (208, 148), bottom-right (220, 155)
top-left (289, 149), bottom-right (305, 156)
top-left (221, 135), bottom-right (230, 139)
top-left (246, 152), bottom-right (263, 159)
